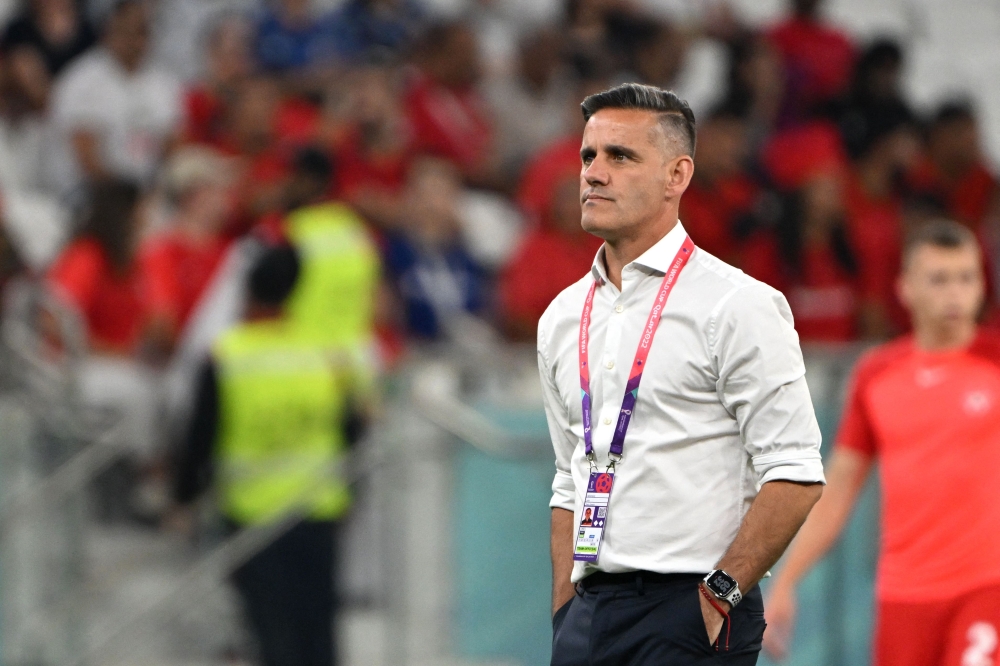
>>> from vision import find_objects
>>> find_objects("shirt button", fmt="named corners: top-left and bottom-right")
top-left (603, 417), bottom-right (612, 425)
top-left (606, 360), bottom-right (614, 369)
top-left (615, 304), bottom-right (624, 313)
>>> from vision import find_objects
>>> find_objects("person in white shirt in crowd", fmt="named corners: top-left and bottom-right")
top-left (539, 83), bottom-right (825, 664)
top-left (48, 0), bottom-right (181, 198)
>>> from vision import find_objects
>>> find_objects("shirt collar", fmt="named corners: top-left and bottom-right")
top-left (590, 221), bottom-right (689, 283)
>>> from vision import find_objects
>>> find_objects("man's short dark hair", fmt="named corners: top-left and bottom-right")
top-left (249, 244), bottom-right (301, 307)
top-left (581, 83), bottom-right (697, 157)
top-left (903, 219), bottom-right (979, 268)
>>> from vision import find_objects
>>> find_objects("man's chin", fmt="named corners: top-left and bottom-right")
top-left (581, 217), bottom-right (613, 240)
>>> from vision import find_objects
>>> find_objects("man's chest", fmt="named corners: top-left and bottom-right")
top-left (865, 357), bottom-right (1000, 461)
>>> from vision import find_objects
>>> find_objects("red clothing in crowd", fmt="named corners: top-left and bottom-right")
top-left (843, 173), bottom-right (907, 331)
top-left (516, 136), bottom-right (580, 224)
top-left (499, 230), bottom-right (602, 333)
top-left (139, 232), bottom-right (230, 333)
top-left (783, 244), bottom-right (859, 342)
top-left (680, 175), bottom-right (758, 263)
top-left (404, 73), bottom-right (493, 172)
top-left (183, 85), bottom-right (227, 147)
top-left (333, 126), bottom-right (413, 200)
top-left (767, 15), bottom-right (855, 112)
top-left (48, 239), bottom-right (147, 354)
top-left (762, 121), bottom-right (847, 190)
top-left (908, 157), bottom-right (999, 228)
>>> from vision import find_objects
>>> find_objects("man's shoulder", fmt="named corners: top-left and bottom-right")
top-left (686, 246), bottom-right (785, 314)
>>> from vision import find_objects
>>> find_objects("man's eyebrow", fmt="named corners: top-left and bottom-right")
top-left (580, 146), bottom-right (596, 160)
top-left (604, 144), bottom-right (640, 160)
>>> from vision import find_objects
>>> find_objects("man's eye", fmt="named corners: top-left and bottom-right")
top-left (613, 154), bottom-right (627, 162)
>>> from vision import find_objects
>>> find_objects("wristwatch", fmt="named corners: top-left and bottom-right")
top-left (703, 570), bottom-right (742, 608)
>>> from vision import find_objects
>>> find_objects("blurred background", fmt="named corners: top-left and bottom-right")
top-left (0, 0), bottom-right (997, 664)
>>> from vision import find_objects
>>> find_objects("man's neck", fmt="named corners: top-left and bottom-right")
top-left (602, 218), bottom-right (678, 290)
top-left (914, 321), bottom-right (977, 352)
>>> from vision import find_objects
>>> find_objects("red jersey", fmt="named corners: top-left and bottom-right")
top-left (843, 173), bottom-right (907, 331)
top-left (680, 175), bottom-right (758, 264)
top-left (838, 333), bottom-right (1000, 601)
top-left (767, 16), bottom-right (855, 111)
top-left (908, 157), bottom-right (998, 228)
top-left (48, 239), bottom-right (147, 354)
top-left (139, 232), bottom-right (229, 332)
top-left (404, 73), bottom-right (493, 172)
top-left (517, 136), bottom-right (580, 225)
top-left (499, 228), bottom-right (602, 332)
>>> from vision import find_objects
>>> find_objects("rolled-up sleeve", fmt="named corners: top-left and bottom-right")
top-left (538, 325), bottom-right (578, 512)
top-left (711, 283), bottom-right (826, 486)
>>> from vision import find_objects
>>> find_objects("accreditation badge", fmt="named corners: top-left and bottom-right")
top-left (573, 471), bottom-right (614, 562)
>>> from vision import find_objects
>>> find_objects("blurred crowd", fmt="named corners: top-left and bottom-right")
top-left (1, 0), bottom-right (1000, 510)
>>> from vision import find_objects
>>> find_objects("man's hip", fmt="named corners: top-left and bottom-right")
top-left (552, 571), bottom-right (765, 666)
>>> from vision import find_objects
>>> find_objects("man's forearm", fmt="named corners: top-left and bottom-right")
top-left (551, 507), bottom-right (576, 615)
top-left (715, 480), bottom-right (823, 595)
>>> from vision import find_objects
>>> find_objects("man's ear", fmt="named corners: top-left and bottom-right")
top-left (665, 155), bottom-right (695, 199)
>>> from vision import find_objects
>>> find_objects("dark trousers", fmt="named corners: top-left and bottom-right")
top-left (232, 520), bottom-right (339, 666)
top-left (552, 572), bottom-right (765, 665)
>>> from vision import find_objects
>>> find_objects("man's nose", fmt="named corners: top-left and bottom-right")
top-left (583, 159), bottom-right (609, 186)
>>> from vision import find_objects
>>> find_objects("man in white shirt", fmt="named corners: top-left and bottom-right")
top-left (48, 0), bottom-right (181, 197)
top-left (539, 83), bottom-right (826, 664)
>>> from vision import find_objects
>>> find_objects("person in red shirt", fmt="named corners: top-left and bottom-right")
top-left (678, 109), bottom-right (758, 265)
top-left (403, 20), bottom-right (495, 183)
top-left (842, 107), bottom-right (921, 337)
top-left (763, 219), bottom-right (1000, 666)
top-left (181, 13), bottom-right (254, 148)
top-left (48, 179), bottom-right (148, 355)
top-left (499, 170), bottom-right (602, 341)
top-left (766, 0), bottom-right (855, 118)
top-left (330, 63), bottom-right (413, 229)
top-left (140, 147), bottom-right (234, 350)
top-left (908, 102), bottom-right (999, 231)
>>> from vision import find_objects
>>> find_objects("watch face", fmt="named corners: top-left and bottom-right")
top-left (707, 571), bottom-right (735, 596)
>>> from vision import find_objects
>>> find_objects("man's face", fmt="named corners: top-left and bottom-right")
top-left (579, 108), bottom-right (680, 241)
top-left (899, 243), bottom-right (984, 332)
top-left (106, 3), bottom-right (150, 71)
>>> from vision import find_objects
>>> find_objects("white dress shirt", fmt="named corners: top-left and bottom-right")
top-left (538, 221), bottom-right (825, 583)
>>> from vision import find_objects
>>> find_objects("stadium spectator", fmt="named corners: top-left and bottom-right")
top-left (48, 0), bottom-right (181, 195)
top-left (717, 31), bottom-right (785, 155)
top-left (619, 17), bottom-right (686, 92)
top-left (678, 108), bottom-right (758, 265)
top-left (0, 31), bottom-right (51, 192)
top-left (174, 243), bottom-right (369, 666)
top-left (48, 179), bottom-right (149, 355)
top-left (0, 0), bottom-right (95, 77)
top-left (908, 101), bottom-right (999, 232)
top-left (254, 0), bottom-right (337, 74)
top-left (327, 0), bottom-right (424, 62)
top-left (842, 107), bottom-right (920, 338)
top-left (140, 147), bottom-right (235, 351)
top-left (485, 27), bottom-right (573, 181)
top-left (499, 170), bottom-right (601, 341)
top-left (766, 0), bottom-right (855, 119)
top-left (181, 12), bottom-right (255, 148)
top-left (260, 148), bottom-right (381, 356)
top-left (384, 157), bottom-right (485, 339)
top-left (764, 220), bottom-right (1000, 666)
top-left (833, 38), bottom-right (913, 123)
top-left (330, 61), bottom-right (413, 229)
top-left (404, 21), bottom-right (496, 182)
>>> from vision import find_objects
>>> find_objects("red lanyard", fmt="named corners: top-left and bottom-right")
top-left (579, 236), bottom-right (695, 464)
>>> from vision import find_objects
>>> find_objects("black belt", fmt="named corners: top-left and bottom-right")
top-left (578, 570), bottom-right (704, 595)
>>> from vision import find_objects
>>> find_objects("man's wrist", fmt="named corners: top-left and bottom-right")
top-left (699, 582), bottom-right (731, 614)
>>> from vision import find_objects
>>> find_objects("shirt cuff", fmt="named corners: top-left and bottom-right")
top-left (549, 469), bottom-right (576, 512)
top-left (753, 450), bottom-right (826, 485)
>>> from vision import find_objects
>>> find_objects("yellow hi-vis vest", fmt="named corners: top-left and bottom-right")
top-left (213, 320), bottom-right (351, 525)
top-left (284, 202), bottom-right (380, 349)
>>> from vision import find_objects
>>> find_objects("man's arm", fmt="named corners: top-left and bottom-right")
top-left (762, 448), bottom-right (872, 659)
top-left (551, 507), bottom-right (576, 616)
top-left (699, 480), bottom-right (822, 643)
